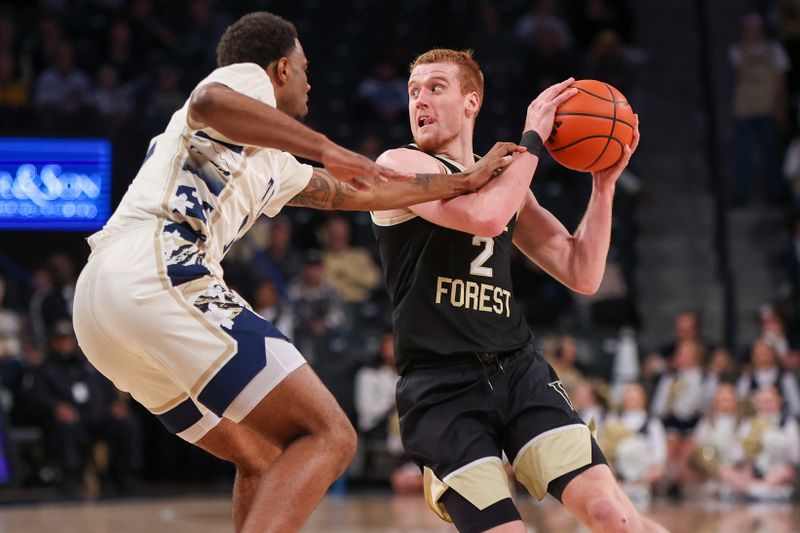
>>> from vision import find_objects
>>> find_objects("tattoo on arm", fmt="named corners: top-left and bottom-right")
top-left (288, 169), bottom-right (362, 210)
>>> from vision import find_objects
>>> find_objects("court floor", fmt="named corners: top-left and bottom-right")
top-left (0, 493), bottom-right (798, 532)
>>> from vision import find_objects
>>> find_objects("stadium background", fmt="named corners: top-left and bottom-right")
top-left (1, 0), bottom-right (800, 530)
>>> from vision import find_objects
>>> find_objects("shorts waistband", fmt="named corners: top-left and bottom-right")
top-left (87, 219), bottom-right (160, 255)
top-left (399, 344), bottom-right (532, 376)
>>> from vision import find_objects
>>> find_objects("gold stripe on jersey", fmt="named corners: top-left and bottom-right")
top-left (423, 457), bottom-right (513, 523)
top-left (512, 424), bottom-right (592, 500)
top-left (434, 276), bottom-right (512, 317)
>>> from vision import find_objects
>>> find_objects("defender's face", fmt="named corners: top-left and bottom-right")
top-left (408, 63), bottom-right (472, 152)
top-left (278, 39), bottom-right (310, 118)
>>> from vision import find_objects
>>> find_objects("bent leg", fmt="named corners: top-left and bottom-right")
top-left (561, 465), bottom-right (668, 533)
top-left (235, 364), bottom-right (357, 532)
top-left (195, 418), bottom-right (281, 532)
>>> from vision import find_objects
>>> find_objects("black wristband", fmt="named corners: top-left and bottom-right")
top-left (519, 130), bottom-right (544, 157)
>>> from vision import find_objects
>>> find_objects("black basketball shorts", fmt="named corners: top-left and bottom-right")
top-left (396, 344), bottom-right (606, 523)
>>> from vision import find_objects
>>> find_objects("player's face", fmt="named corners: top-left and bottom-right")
top-left (279, 39), bottom-right (310, 118)
top-left (408, 63), bottom-right (476, 152)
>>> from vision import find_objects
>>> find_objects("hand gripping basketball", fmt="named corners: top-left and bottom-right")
top-left (545, 80), bottom-right (636, 172)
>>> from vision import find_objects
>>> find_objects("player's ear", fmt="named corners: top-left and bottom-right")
top-left (465, 92), bottom-right (480, 117)
top-left (274, 57), bottom-right (290, 85)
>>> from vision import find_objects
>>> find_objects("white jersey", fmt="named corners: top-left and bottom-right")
top-left (91, 62), bottom-right (313, 278)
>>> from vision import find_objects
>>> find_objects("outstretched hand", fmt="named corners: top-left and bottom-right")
top-left (591, 114), bottom-right (640, 186)
top-left (321, 143), bottom-right (414, 191)
top-left (461, 142), bottom-right (527, 191)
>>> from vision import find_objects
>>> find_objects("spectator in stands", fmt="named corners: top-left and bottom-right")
top-left (34, 41), bottom-right (91, 121)
top-left (39, 252), bottom-right (77, 332)
top-left (643, 310), bottom-right (708, 390)
top-left (692, 384), bottom-right (744, 497)
top-left (355, 332), bottom-right (424, 494)
top-left (0, 49), bottom-right (29, 115)
top-left (24, 15), bottom-right (63, 74)
top-left (514, 0), bottom-right (573, 52)
top-left (571, 0), bottom-right (636, 49)
top-left (584, 29), bottom-right (641, 104)
top-left (545, 334), bottom-right (584, 397)
top-left (127, 0), bottom-right (176, 57)
top-left (288, 251), bottom-right (346, 363)
top-left (572, 378), bottom-right (609, 427)
top-left (27, 266), bottom-right (52, 355)
top-left (354, 332), bottom-right (399, 444)
top-left (651, 339), bottom-right (712, 497)
top-left (0, 276), bottom-right (24, 405)
top-left (179, 0), bottom-right (230, 82)
top-left (736, 339), bottom-right (800, 417)
top-left (355, 61), bottom-right (408, 124)
top-left (756, 304), bottom-right (799, 370)
top-left (253, 280), bottom-right (294, 342)
top-left (719, 386), bottom-right (800, 500)
top-left (145, 63), bottom-right (184, 129)
top-left (91, 64), bottom-right (134, 131)
top-left (252, 215), bottom-right (304, 297)
top-left (600, 383), bottom-right (667, 503)
top-left (103, 20), bottom-right (139, 84)
top-left (320, 216), bottom-right (381, 304)
top-left (729, 11), bottom-right (791, 206)
top-left (0, 276), bottom-right (22, 363)
top-left (24, 321), bottom-right (140, 497)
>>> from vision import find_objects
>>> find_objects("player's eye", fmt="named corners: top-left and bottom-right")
top-left (410, 89), bottom-right (419, 98)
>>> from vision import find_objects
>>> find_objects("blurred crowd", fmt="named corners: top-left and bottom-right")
top-left (1, 0), bottom-right (800, 507)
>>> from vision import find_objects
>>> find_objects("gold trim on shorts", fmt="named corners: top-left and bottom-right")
top-left (512, 424), bottom-right (592, 500)
top-left (423, 456), bottom-right (512, 523)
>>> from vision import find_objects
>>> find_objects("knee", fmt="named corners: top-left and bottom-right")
top-left (325, 418), bottom-right (357, 466)
top-left (585, 496), bottom-right (636, 532)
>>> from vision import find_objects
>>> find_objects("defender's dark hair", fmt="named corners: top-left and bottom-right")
top-left (216, 12), bottom-right (298, 69)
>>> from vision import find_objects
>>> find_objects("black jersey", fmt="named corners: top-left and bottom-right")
top-left (372, 146), bottom-right (533, 374)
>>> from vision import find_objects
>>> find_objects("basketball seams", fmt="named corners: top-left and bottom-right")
top-left (554, 112), bottom-right (634, 129)
top-left (549, 135), bottom-right (625, 153)
top-left (571, 85), bottom-right (626, 104)
top-left (581, 84), bottom-right (617, 170)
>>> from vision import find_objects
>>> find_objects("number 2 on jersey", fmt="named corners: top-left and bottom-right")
top-left (470, 236), bottom-right (494, 277)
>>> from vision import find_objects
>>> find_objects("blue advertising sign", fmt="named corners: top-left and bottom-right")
top-left (0, 138), bottom-right (112, 231)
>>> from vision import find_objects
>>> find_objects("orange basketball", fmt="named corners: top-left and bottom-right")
top-left (545, 80), bottom-right (635, 172)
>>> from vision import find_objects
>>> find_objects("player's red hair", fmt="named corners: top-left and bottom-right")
top-left (410, 49), bottom-right (484, 108)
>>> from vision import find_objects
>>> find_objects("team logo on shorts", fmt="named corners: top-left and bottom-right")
top-left (548, 380), bottom-right (575, 411)
top-left (193, 282), bottom-right (245, 330)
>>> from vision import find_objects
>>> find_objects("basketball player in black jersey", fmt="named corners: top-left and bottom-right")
top-left (372, 50), bottom-right (663, 533)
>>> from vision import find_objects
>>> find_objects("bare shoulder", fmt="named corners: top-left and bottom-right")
top-left (377, 148), bottom-right (444, 174)
top-left (374, 149), bottom-right (446, 218)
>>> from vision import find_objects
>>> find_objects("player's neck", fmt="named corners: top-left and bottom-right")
top-left (433, 130), bottom-right (474, 168)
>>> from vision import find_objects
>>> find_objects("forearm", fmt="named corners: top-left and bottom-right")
top-left (567, 178), bottom-right (616, 292)
top-left (288, 168), bottom-right (472, 211)
top-left (437, 152), bottom-right (538, 233)
top-left (190, 84), bottom-right (333, 162)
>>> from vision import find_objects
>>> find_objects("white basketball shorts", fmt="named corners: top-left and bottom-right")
top-left (73, 220), bottom-right (305, 443)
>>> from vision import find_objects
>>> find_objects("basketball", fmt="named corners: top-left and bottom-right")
top-left (545, 79), bottom-right (635, 173)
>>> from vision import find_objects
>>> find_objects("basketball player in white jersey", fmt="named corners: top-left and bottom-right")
top-left (72, 14), bottom-right (518, 533)
top-left (369, 49), bottom-right (666, 533)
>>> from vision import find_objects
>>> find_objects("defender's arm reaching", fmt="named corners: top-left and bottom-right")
top-left (188, 82), bottom-right (410, 190)
top-left (287, 142), bottom-right (522, 210)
